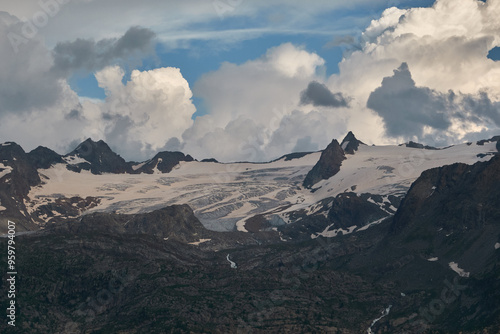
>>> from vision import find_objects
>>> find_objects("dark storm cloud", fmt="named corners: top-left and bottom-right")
top-left (367, 62), bottom-right (452, 138)
top-left (367, 62), bottom-right (500, 140)
top-left (299, 81), bottom-right (349, 108)
top-left (65, 109), bottom-right (79, 120)
top-left (51, 26), bottom-right (156, 77)
top-left (0, 12), bottom-right (63, 114)
top-left (461, 91), bottom-right (500, 126)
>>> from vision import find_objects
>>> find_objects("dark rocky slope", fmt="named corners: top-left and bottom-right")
top-left (0, 143), bottom-right (41, 232)
top-left (303, 139), bottom-right (345, 188)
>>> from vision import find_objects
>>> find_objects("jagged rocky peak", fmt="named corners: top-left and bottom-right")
top-left (340, 131), bottom-right (365, 154)
top-left (136, 151), bottom-right (194, 174)
top-left (303, 139), bottom-right (346, 188)
top-left (65, 138), bottom-right (132, 175)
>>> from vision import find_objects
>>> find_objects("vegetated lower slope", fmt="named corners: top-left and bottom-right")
top-left (1, 156), bottom-right (499, 333)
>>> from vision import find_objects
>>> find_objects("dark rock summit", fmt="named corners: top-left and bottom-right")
top-left (27, 146), bottom-right (64, 169)
top-left (340, 131), bottom-right (365, 154)
top-left (65, 138), bottom-right (132, 174)
top-left (303, 139), bottom-right (345, 188)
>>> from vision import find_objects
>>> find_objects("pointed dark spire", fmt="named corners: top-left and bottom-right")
top-left (303, 139), bottom-right (346, 188)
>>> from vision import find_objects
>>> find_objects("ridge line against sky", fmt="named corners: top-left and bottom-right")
top-left (0, 0), bottom-right (499, 162)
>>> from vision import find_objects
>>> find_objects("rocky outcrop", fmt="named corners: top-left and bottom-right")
top-left (49, 204), bottom-right (204, 242)
top-left (279, 193), bottom-right (400, 240)
top-left (476, 135), bottom-right (500, 146)
top-left (340, 131), bottom-right (365, 154)
top-left (201, 158), bottom-right (219, 163)
top-left (273, 151), bottom-right (314, 162)
top-left (135, 151), bottom-right (194, 174)
top-left (303, 139), bottom-right (345, 188)
top-left (402, 141), bottom-right (439, 150)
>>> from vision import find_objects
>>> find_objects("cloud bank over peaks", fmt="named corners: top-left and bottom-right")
top-left (329, 0), bottom-right (500, 101)
top-left (182, 43), bottom-right (350, 162)
top-left (88, 65), bottom-right (197, 160)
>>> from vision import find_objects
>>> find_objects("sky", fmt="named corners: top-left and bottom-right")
top-left (0, 0), bottom-right (499, 162)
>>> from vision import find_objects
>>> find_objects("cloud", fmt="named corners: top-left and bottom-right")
top-left (1, 0), bottom-right (397, 48)
top-left (367, 63), bottom-right (451, 138)
top-left (330, 0), bottom-right (500, 99)
top-left (190, 43), bottom-right (325, 133)
top-left (2, 0), bottom-right (500, 162)
top-left (51, 26), bottom-right (156, 77)
top-left (292, 136), bottom-right (318, 152)
top-left (89, 65), bottom-right (197, 160)
top-left (0, 12), bottom-right (65, 114)
top-left (324, 35), bottom-right (361, 49)
top-left (181, 43), bottom-right (346, 162)
top-left (324, 0), bottom-right (500, 146)
top-left (300, 81), bottom-right (349, 108)
top-left (0, 11), bottom-right (194, 160)
top-left (367, 62), bottom-right (500, 142)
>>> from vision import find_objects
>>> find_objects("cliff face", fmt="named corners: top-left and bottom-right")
top-left (392, 155), bottom-right (500, 235)
top-left (0, 143), bottom-right (41, 232)
top-left (303, 139), bottom-right (345, 188)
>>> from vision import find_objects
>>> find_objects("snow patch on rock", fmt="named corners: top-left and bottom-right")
top-left (449, 262), bottom-right (470, 278)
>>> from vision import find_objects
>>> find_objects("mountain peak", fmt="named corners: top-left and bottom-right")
top-left (66, 138), bottom-right (132, 174)
top-left (340, 131), bottom-right (364, 154)
top-left (27, 146), bottom-right (64, 169)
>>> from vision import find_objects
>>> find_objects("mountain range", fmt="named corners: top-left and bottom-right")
top-left (0, 133), bottom-right (499, 333)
